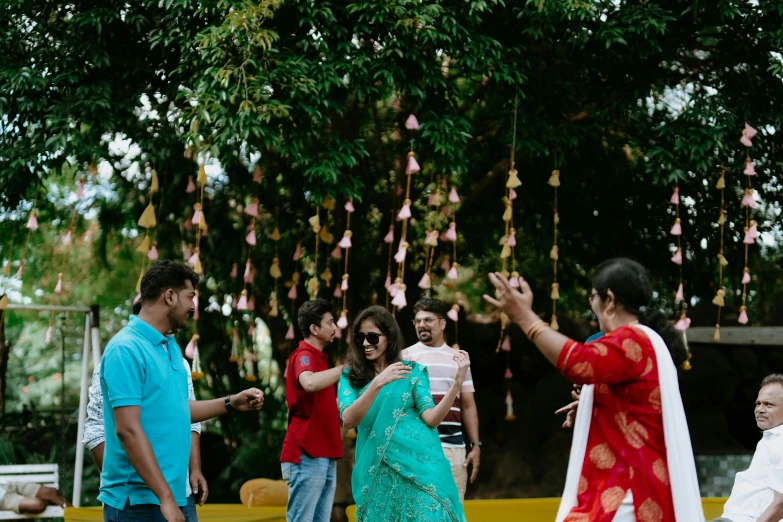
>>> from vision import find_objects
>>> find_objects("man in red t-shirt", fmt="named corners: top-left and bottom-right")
top-left (280, 298), bottom-right (344, 522)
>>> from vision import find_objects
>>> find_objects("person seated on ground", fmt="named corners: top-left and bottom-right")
top-left (0, 482), bottom-right (70, 514)
top-left (711, 374), bottom-right (783, 522)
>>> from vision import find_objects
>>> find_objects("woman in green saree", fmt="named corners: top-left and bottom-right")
top-left (339, 305), bottom-right (469, 522)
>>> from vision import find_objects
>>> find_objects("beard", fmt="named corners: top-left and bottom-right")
top-left (167, 307), bottom-right (190, 333)
top-left (417, 330), bottom-right (432, 342)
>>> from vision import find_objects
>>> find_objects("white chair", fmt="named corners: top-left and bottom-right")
top-left (0, 464), bottom-right (64, 519)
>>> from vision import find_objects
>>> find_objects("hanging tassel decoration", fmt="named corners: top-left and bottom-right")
top-left (504, 391), bottom-right (516, 421)
top-left (671, 248), bottom-right (683, 265)
top-left (447, 304), bottom-right (460, 322)
top-left (337, 310), bottom-right (349, 329)
top-left (674, 310), bottom-right (691, 331)
top-left (670, 187), bottom-right (680, 205)
top-left (670, 218), bottom-right (682, 236)
top-left (738, 306), bottom-right (749, 325)
top-left (547, 170), bottom-right (561, 187)
top-left (237, 289), bottom-right (249, 311)
top-left (26, 211), bottom-right (38, 230)
top-left (391, 283), bottom-right (407, 309)
top-left (286, 324), bottom-right (295, 340)
top-left (54, 273), bottom-right (63, 294)
top-left (712, 289), bottom-right (726, 307)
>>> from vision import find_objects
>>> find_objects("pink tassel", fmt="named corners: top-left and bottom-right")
top-left (504, 368), bottom-right (513, 379)
top-left (745, 123), bottom-right (758, 139)
top-left (508, 230), bottom-right (517, 247)
top-left (448, 188), bottom-right (460, 203)
top-left (45, 325), bottom-right (52, 344)
top-left (509, 188), bottom-right (517, 201)
top-left (184, 218), bottom-right (192, 230)
top-left (188, 251), bottom-right (199, 268)
top-left (391, 286), bottom-right (407, 308)
top-left (742, 270), bottom-right (751, 285)
top-left (676, 283), bottom-right (684, 301)
top-left (741, 190), bottom-right (756, 208)
top-left (501, 336), bottom-right (511, 352)
top-left (253, 165), bottom-right (262, 183)
top-left (445, 223), bottom-right (457, 242)
top-left (193, 294), bottom-right (199, 321)
top-left (670, 219), bottom-right (682, 236)
top-left (245, 230), bottom-right (257, 246)
top-left (337, 311), bottom-right (348, 329)
top-left (743, 228), bottom-right (756, 245)
top-left (441, 205), bottom-right (451, 216)
top-left (398, 199), bottom-right (412, 220)
top-left (384, 275), bottom-right (391, 289)
top-left (333, 285), bottom-right (342, 298)
top-left (744, 159), bottom-right (756, 176)
top-left (341, 278), bottom-right (349, 291)
top-left (329, 246), bottom-right (341, 260)
top-left (447, 264), bottom-right (458, 280)
top-left (77, 180), bottom-right (85, 199)
top-left (418, 273), bottom-right (431, 289)
top-left (440, 256), bottom-right (451, 271)
top-left (288, 284), bottom-right (298, 300)
top-left (237, 291), bottom-right (248, 310)
top-left (738, 308), bottom-right (749, 325)
top-left (447, 307), bottom-right (459, 322)
top-left (439, 229), bottom-right (449, 242)
top-left (147, 244), bottom-right (159, 261)
top-left (674, 316), bottom-right (691, 331)
top-left (405, 154), bottom-right (420, 175)
top-left (334, 327), bottom-right (343, 339)
top-left (740, 134), bottom-right (753, 148)
top-left (396, 184), bottom-right (404, 196)
top-left (505, 390), bottom-right (513, 405)
top-left (15, 262), bottom-right (24, 278)
top-left (285, 324), bottom-right (295, 340)
top-left (750, 223), bottom-right (760, 239)
top-left (231, 294), bottom-right (238, 309)
top-left (63, 230), bottom-right (72, 246)
top-left (389, 282), bottom-right (398, 297)
top-left (670, 188), bottom-right (680, 205)
top-left (248, 324), bottom-right (255, 336)
top-left (339, 232), bottom-right (352, 249)
top-left (186, 177), bottom-right (196, 194)
top-left (54, 273), bottom-right (63, 294)
top-left (344, 199), bottom-right (355, 213)
top-left (383, 227), bottom-right (395, 244)
top-left (185, 337), bottom-right (196, 359)
top-left (671, 248), bottom-right (683, 265)
top-left (293, 243), bottom-right (302, 261)
top-left (245, 200), bottom-right (259, 217)
top-left (394, 242), bottom-right (407, 263)
top-left (405, 114), bottom-right (419, 130)
top-left (244, 261), bottom-right (253, 283)
top-left (26, 211), bottom-right (38, 230)
top-left (191, 207), bottom-right (201, 225)
top-left (230, 264), bottom-right (238, 278)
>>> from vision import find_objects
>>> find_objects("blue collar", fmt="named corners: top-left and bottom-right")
top-left (128, 315), bottom-right (168, 347)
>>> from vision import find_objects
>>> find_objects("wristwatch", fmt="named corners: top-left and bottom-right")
top-left (224, 395), bottom-right (234, 413)
top-left (470, 441), bottom-right (482, 448)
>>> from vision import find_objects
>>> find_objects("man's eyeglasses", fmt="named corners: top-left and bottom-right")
top-left (412, 317), bottom-right (437, 326)
top-left (354, 332), bottom-right (385, 345)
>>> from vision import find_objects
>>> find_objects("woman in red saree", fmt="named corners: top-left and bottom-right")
top-left (485, 258), bottom-right (703, 522)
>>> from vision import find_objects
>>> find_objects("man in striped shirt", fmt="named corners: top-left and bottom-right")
top-left (401, 298), bottom-right (481, 502)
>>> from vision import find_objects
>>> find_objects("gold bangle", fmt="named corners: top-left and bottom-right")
top-left (527, 321), bottom-right (550, 342)
top-left (530, 325), bottom-right (550, 343)
top-left (525, 320), bottom-right (546, 339)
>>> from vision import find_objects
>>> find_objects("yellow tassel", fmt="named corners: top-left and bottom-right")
top-left (138, 202), bottom-right (157, 228)
top-left (150, 170), bottom-right (159, 193)
top-left (319, 225), bottom-right (334, 244)
top-left (554, 211), bottom-right (560, 225)
top-left (506, 168), bottom-right (522, 189)
top-left (270, 227), bottom-right (281, 242)
top-left (717, 253), bottom-right (728, 266)
top-left (292, 271), bottom-right (301, 284)
top-left (550, 245), bottom-right (559, 260)
top-left (136, 235), bottom-right (151, 254)
top-left (194, 258), bottom-right (203, 275)
top-left (0, 294), bottom-right (8, 310)
top-left (712, 289), bottom-right (725, 307)
top-left (309, 214), bottom-right (321, 233)
top-left (322, 196), bottom-right (336, 211)
top-left (270, 258), bottom-right (282, 279)
top-left (551, 283), bottom-right (560, 300)
top-left (500, 312), bottom-right (508, 329)
top-left (2, 261), bottom-right (10, 276)
top-left (550, 314), bottom-right (559, 331)
top-left (135, 269), bottom-right (143, 293)
top-left (548, 170), bottom-right (561, 187)
top-left (500, 244), bottom-right (511, 259)
top-left (717, 212), bottom-right (725, 226)
top-left (197, 164), bottom-right (208, 185)
top-left (714, 325), bottom-right (721, 341)
top-left (269, 298), bottom-right (279, 318)
top-left (502, 204), bottom-right (513, 222)
top-left (307, 277), bottom-right (320, 296)
top-left (499, 269), bottom-right (510, 279)
top-left (498, 235), bottom-right (508, 246)
top-left (716, 174), bottom-right (725, 190)
top-left (425, 230), bottom-right (439, 247)
top-left (199, 211), bottom-right (207, 230)
top-left (321, 267), bottom-right (333, 286)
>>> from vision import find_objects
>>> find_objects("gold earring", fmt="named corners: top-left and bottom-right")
top-left (605, 308), bottom-right (616, 320)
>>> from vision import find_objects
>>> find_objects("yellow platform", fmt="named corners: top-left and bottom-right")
top-left (65, 498), bottom-right (727, 521)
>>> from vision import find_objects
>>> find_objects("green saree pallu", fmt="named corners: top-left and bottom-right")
top-left (339, 362), bottom-right (467, 522)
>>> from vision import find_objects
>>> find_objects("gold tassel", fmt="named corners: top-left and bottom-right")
top-left (197, 164), bottom-right (208, 185)
top-left (198, 211), bottom-right (207, 230)
top-left (500, 244), bottom-right (511, 259)
top-left (270, 227), bottom-right (281, 242)
top-left (321, 267), bottom-right (333, 286)
top-left (135, 269), bottom-right (143, 292)
top-left (426, 229), bottom-right (439, 247)
top-left (717, 212), bottom-right (725, 226)
top-left (716, 174), bottom-right (725, 190)
top-left (194, 257), bottom-right (203, 275)
top-left (717, 253), bottom-right (728, 266)
top-left (506, 168), bottom-right (522, 189)
top-left (307, 277), bottom-right (320, 296)
top-left (554, 211), bottom-right (560, 225)
top-left (2, 261), bottom-right (11, 276)
top-left (499, 268), bottom-right (510, 279)
top-left (150, 170), bottom-right (159, 193)
top-left (550, 245), bottom-right (559, 260)
top-left (712, 289), bottom-right (726, 307)
top-left (548, 170), bottom-right (561, 187)
top-left (319, 225), bottom-right (334, 244)
top-left (345, 428), bottom-right (357, 440)
top-left (322, 196), bottom-right (336, 211)
top-left (550, 314), bottom-right (559, 331)
top-left (270, 258), bottom-right (282, 279)
top-left (269, 295), bottom-right (279, 317)
top-left (502, 203), bottom-right (513, 222)
top-left (138, 202), bottom-right (157, 228)
top-left (309, 214), bottom-right (321, 233)
top-left (714, 325), bottom-right (720, 341)
top-left (551, 283), bottom-right (560, 300)
top-left (136, 235), bottom-right (151, 254)
top-left (0, 294), bottom-right (8, 310)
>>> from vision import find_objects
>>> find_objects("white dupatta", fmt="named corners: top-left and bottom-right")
top-left (555, 325), bottom-right (704, 522)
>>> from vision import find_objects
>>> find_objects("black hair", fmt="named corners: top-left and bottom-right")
top-left (140, 260), bottom-right (199, 303)
top-left (592, 258), bottom-right (688, 367)
top-left (132, 301), bottom-right (142, 315)
top-left (412, 298), bottom-right (449, 320)
top-left (297, 298), bottom-right (332, 338)
top-left (346, 306), bottom-right (405, 389)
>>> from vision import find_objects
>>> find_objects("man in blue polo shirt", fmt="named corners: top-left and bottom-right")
top-left (100, 260), bottom-right (264, 522)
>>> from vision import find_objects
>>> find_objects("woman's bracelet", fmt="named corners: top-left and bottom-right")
top-left (525, 319), bottom-right (546, 338)
top-left (526, 320), bottom-right (550, 342)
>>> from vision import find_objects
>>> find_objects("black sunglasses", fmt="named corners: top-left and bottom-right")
top-left (354, 332), bottom-right (385, 345)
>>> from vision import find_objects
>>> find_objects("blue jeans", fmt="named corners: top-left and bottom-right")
top-left (103, 495), bottom-right (198, 522)
top-left (281, 454), bottom-right (337, 522)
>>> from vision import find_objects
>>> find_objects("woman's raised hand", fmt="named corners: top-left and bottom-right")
top-left (483, 272), bottom-right (535, 325)
top-left (452, 350), bottom-right (471, 386)
top-left (373, 362), bottom-right (412, 389)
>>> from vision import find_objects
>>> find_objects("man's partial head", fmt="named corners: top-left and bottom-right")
top-left (755, 374), bottom-right (783, 431)
top-left (140, 260), bottom-right (199, 332)
top-left (412, 298), bottom-right (448, 346)
top-left (297, 298), bottom-right (335, 346)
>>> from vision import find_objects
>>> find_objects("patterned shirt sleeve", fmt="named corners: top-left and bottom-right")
top-left (412, 364), bottom-right (436, 416)
top-left (183, 359), bottom-right (201, 435)
top-left (556, 326), bottom-right (651, 385)
top-left (83, 365), bottom-right (105, 450)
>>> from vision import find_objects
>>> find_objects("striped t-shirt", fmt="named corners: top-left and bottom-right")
top-left (401, 342), bottom-right (475, 448)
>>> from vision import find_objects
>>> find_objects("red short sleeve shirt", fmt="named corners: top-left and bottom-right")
top-left (279, 341), bottom-right (343, 464)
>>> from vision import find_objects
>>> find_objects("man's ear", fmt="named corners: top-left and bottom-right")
top-left (164, 288), bottom-right (176, 306)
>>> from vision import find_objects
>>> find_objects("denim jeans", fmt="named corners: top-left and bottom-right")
top-left (281, 454), bottom-right (337, 522)
top-left (103, 495), bottom-right (198, 522)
